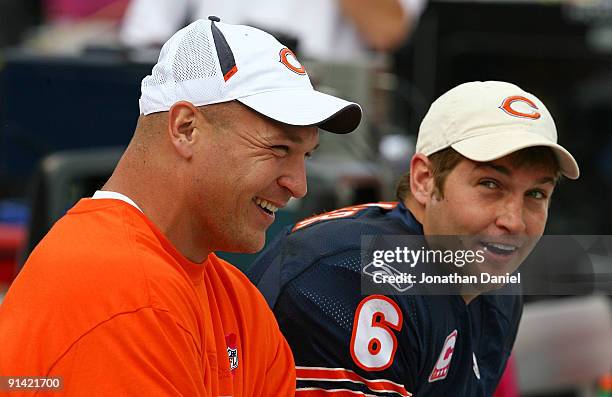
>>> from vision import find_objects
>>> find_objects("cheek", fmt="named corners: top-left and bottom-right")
top-left (454, 204), bottom-right (494, 232)
top-left (432, 193), bottom-right (498, 233)
top-left (524, 208), bottom-right (548, 235)
top-left (246, 161), bottom-right (282, 189)
top-left (427, 197), bottom-right (460, 233)
top-left (228, 165), bottom-right (278, 210)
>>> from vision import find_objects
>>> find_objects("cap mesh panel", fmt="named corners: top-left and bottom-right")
top-left (172, 22), bottom-right (217, 82)
top-left (143, 43), bottom-right (171, 87)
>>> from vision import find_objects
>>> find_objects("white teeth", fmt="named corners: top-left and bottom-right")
top-left (484, 242), bottom-right (516, 252)
top-left (254, 198), bottom-right (278, 213)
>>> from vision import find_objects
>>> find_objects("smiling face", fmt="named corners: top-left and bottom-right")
top-left (191, 102), bottom-right (319, 254)
top-left (409, 147), bottom-right (559, 281)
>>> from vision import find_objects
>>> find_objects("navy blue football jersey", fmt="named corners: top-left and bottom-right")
top-left (248, 202), bottom-right (522, 397)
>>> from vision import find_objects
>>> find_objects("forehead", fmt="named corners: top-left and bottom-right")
top-left (461, 154), bottom-right (557, 182)
top-left (249, 110), bottom-right (319, 143)
top-left (221, 101), bottom-right (319, 147)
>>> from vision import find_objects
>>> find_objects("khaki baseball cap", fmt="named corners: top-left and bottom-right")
top-left (416, 81), bottom-right (579, 179)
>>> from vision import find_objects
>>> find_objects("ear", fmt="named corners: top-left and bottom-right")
top-left (409, 153), bottom-right (436, 206)
top-left (167, 101), bottom-right (201, 160)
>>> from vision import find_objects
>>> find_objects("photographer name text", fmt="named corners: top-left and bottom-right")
top-left (372, 272), bottom-right (521, 285)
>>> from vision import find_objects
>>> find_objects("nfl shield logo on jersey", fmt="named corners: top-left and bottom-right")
top-left (429, 330), bottom-right (458, 382)
top-left (226, 333), bottom-right (239, 372)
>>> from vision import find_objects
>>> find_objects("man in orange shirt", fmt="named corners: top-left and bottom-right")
top-left (0, 17), bottom-right (361, 396)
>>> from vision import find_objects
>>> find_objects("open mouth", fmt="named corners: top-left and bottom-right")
top-left (254, 197), bottom-right (279, 216)
top-left (480, 241), bottom-right (518, 257)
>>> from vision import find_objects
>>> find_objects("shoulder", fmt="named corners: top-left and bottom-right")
top-left (289, 202), bottom-right (402, 241)
top-left (207, 254), bottom-right (283, 330)
top-left (28, 199), bottom-right (194, 304)
top-left (14, 199), bottom-right (204, 342)
top-left (36, 199), bottom-right (135, 258)
top-left (480, 294), bottom-right (523, 323)
top-left (0, 200), bottom-right (205, 375)
top-left (21, 200), bottom-right (153, 305)
top-left (34, 199), bottom-right (161, 276)
top-left (249, 203), bottom-right (407, 285)
top-left (209, 255), bottom-right (266, 299)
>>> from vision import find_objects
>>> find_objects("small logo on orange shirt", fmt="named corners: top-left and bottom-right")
top-left (226, 333), bottom-right (239, 373)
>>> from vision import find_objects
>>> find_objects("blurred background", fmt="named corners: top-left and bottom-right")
top-left (0, 0), bottom-right (610, 396)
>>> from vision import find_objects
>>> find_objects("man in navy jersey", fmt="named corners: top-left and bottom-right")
top-left (248, 81), bottom-right (580, 396)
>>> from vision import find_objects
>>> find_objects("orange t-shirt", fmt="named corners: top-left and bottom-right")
top-left (0, 199), bottom-right (295, 396)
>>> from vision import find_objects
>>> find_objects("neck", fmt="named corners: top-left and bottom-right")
top-left (403, 196), bottom-right (424, 225)
top-left (102, 149), bottom-right (211, 263)
top-left (461, 294), bottom-right (478, 305)
top-left (403, 196), bottom-right (480, 305)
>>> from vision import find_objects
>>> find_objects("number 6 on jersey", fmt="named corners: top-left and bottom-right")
top-left (350, 295), bottom-right (403, 371)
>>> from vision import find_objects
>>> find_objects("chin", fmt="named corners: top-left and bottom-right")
top-left (222, 235), bottom-right (266, 254)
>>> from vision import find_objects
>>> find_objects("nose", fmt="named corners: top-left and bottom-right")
top-left (278, 158), bottom-right (308, 199)
top-left (495, 196), bottom-right (527, 235)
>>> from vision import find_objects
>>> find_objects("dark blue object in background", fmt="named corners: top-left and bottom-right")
top-left (0, 51), bottom-right (152, 197)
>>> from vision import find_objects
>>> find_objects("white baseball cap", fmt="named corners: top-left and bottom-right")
top-left (416, 81), bottom-right (579, 179)
top-left (139, 17), bottom-right (362, 134)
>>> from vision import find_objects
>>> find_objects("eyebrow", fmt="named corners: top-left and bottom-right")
top-left (535, 176), bottom-right (556, 185)
top-left (280, 129), bottom-right (319, 151)
top-left (474, 163), bottom-right (511, 176)
top-left (286, 133), bottom-right (304, 144)
top-left (474, 163), bottom-right (556, 185)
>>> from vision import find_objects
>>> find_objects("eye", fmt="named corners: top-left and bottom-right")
top-left (271, 145), bottom-right (289, 156)
top-left (526, 189), bottom-right (547, 200)
top-left (479, 179), bottom-right (499, 189)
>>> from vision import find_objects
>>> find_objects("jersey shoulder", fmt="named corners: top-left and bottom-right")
top-left (249, 202), bottom-right (410, 285)
top-left (288, 202), bottom-right (405, 251)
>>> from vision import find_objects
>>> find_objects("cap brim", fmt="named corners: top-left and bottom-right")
top-left (451, 130), bottom-right (580, 179)
top-left (237, 89), bottom-right (362, 134)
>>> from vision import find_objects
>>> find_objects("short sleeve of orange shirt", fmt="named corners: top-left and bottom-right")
top-left (0, 199), bottom-right (295, 396)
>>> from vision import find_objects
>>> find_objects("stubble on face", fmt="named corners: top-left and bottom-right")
top-left (191, 102), bottom-right (318, 254)
top-left (422, 156), bottom-right (556, 285)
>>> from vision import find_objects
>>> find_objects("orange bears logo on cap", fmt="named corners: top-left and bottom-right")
top-left (499, 95), bottom-right (541, 120)
top-left (279, 48), bottom-right (306, 75)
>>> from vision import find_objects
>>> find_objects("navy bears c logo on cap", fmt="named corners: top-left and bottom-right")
top-left (499, 95), bottom-right (541, 120)
top-left (279, 48), bottom-right (306, 75)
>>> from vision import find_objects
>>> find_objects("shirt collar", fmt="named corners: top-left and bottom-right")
top-left (92, 190), bottom-right (143, 212)
top-left (389, 201), bottom-right (423, 234)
